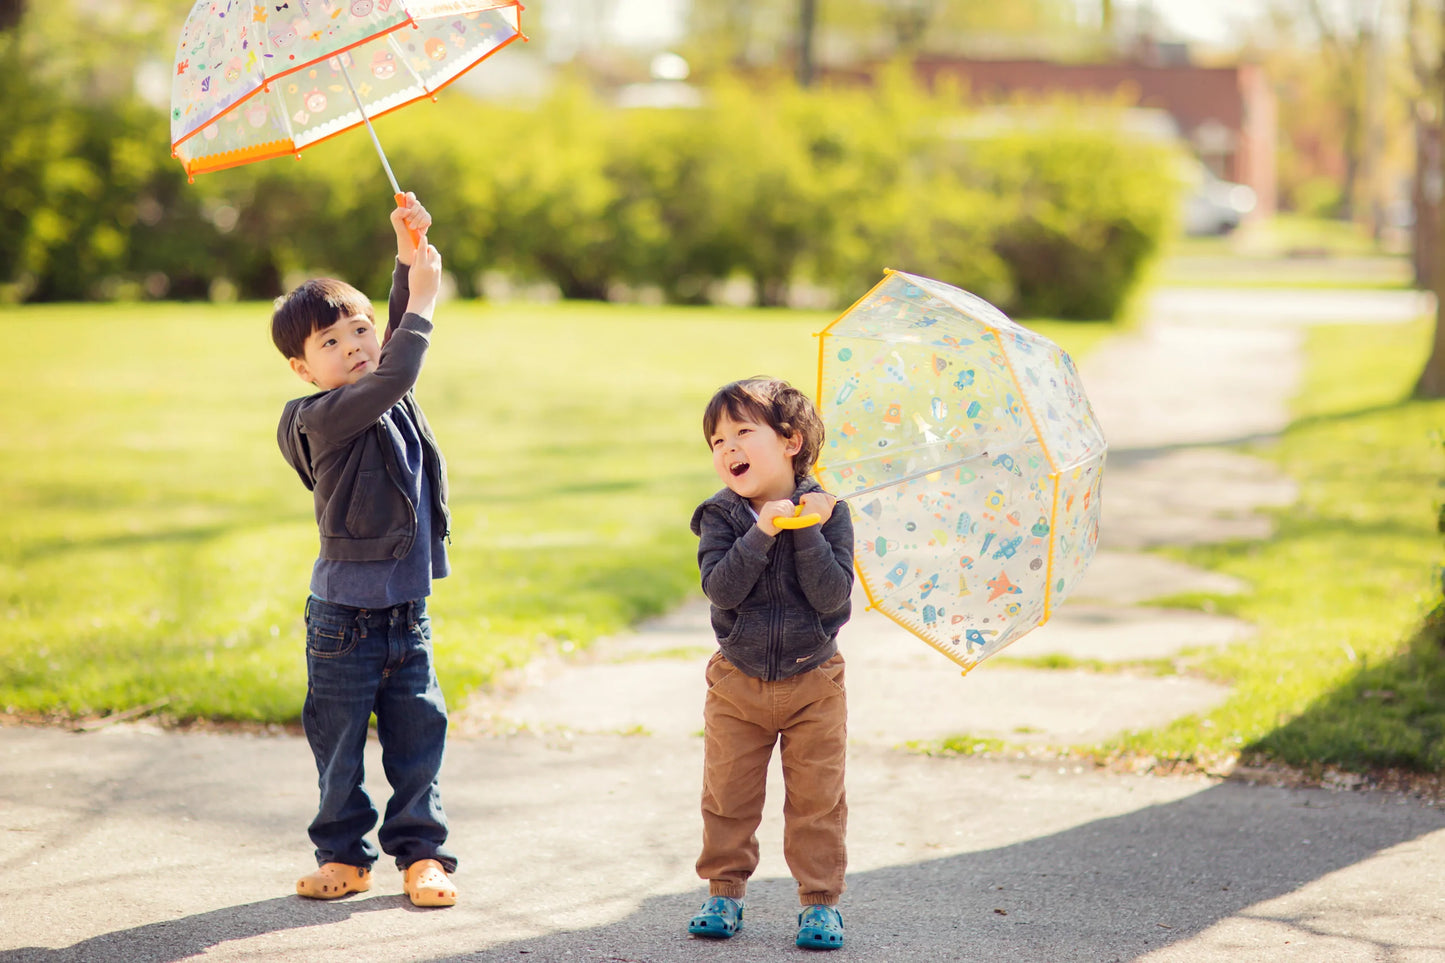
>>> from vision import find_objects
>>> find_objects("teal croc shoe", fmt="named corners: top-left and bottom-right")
top-left (796, 905), bottom-right (844, 950)
top-left (688, 896), bottom-right (744, 939)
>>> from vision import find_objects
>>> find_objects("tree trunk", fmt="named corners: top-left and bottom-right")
top-left (1416, 5), bottom-right (1445, 399)
top-left (1415, 296), bottom-right (1445, 397)
top-left (1412, 114), bottom-right (1439, 289)
top-left (797, 0), bottom-right (817, 88)
top-left (0, 0), bottom-right (24, 32)
top-left (1338, 95), bottom-right (1363, 221)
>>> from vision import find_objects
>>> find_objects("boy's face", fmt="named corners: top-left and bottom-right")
top-left (710, 411), bottom-right (801, 510)
top-left (289, 312), bottom-right (380, 389)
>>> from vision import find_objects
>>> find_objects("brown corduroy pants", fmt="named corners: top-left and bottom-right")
top-left (696, 651), bottom-right (847, 906)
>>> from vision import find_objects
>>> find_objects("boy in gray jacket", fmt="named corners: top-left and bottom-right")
top-left (687, 377), bottom-right (854, 951)
top-left (272, 195), bottom-right (458, 908)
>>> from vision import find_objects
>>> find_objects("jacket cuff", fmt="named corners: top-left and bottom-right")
top-left (396, 312), bottom-right (433, 340)
top-left (739, 524), bottom-right (775, 556)
top-left (791, 522), bottom-right (831, 550)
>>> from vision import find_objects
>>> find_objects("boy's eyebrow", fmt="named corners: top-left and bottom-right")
top-left (309, 313), bottom-right (371, 340)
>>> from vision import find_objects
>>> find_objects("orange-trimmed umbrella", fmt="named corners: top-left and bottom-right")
top-left (170, 0), bottom-right (523, 218)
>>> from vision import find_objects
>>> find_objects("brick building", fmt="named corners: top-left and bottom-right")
top-left (908, 58), bottom-right (1277, 218)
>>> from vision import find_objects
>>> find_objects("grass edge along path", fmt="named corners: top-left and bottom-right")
top-left (924, 316), bottom-right (1445, 791)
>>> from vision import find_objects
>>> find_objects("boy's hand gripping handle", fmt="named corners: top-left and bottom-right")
top-left (395, 193), bottom-right (422, 251)
top-left (774, 504), bottom-right (822, 530)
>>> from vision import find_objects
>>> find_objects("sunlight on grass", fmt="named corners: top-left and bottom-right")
top-left (1107, 316), bottom-right (1445, 773)
top-left (1155, 215), bottom-right (1412, 290)
top-left (0, 299), bottom-right (1109, 723)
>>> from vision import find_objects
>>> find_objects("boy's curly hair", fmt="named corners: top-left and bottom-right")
top-left (271, 278), bottom-right (374, 360)
top-left (703, 377), bottom-right (825, 483)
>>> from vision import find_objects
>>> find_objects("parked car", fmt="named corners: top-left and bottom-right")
top-left (1181, 159), bottom-right (1257, 235)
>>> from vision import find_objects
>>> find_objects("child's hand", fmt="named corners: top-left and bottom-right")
top-left (391, 192), bottom-right (433, 266)
top-left (799, 491), bottom-right (837, 525)
top-left (406, 237), bottom-right (442, 320)
top-left (756, 499), bottom-right (796, 537)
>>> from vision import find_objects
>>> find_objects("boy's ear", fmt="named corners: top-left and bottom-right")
top-left (289, 356), bottom-right (314, 385)
top-left (785, 433), bottom-right (803, 456)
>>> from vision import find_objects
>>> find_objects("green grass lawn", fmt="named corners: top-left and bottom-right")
top-left (1154, 214), bottom-right (1413, 291)
top-left (1107, 317), bottom-right (1445, 774)
top-left (0, 298), bottom-right (1112, 724)
top-left (918, 315), bottom-right (1445, 777)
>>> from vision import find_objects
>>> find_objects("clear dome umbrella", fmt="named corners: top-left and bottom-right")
top-left (811, 270), bottom-right (1107, 674)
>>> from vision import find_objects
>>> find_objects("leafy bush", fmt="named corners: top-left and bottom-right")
top-left (2, 42), bottom-right (1178, 318)
top-left (977, 128), bottom-right (1180, 319)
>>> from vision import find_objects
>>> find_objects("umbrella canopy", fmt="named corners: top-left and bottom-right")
top-left (170, 0), bottom-right (523, 180)
top-left (815, 270), bottom-right (1107, 673)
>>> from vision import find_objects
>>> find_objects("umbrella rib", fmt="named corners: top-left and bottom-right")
top-left (388, 30), bottom-right (432, 96)
top-left (339, 61), bottom-right (403, 196)
top-left (274, 84), bottom-right (299, 151)
top-left (822, 453), bottom-right (989, 500)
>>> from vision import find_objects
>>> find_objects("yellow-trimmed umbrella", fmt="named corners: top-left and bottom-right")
top-left (813, 270), bottom-right (1107, 673)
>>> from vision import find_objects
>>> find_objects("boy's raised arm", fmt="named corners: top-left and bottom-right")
top-left (386, 193), bottom-right (435, 342)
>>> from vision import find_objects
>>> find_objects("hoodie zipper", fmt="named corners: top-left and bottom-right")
top-left (765, 537), bottom-right (784, 681)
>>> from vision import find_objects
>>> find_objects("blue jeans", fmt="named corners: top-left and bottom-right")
top-left (301, 595), bottom-right (456, 873)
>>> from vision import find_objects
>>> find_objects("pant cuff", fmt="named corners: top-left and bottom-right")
top-left (709, 881), bottom-right (746, 899)
top-left (801, 895), bottom-right (839, 906)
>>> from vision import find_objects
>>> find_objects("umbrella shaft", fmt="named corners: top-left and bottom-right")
top-left (824, 453), bottom-right (986, 500)
top-left (339, 61), bottom-right (402, 197)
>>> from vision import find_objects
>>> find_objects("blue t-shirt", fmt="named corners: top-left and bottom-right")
top-left (310, 401), bottom-right (449, 608)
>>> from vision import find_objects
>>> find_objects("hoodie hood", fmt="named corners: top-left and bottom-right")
top-left (278, 396), bottom-right (318, 491)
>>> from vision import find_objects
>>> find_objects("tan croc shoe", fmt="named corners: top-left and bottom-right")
top-left (403, 858), bottom-right (458, 907)
top-left (296, 862), bottom-right (372, 899)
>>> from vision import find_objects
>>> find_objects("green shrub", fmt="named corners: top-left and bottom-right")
top-left (976, 128), bottom-right (1180, 319)
top-left (3, 40), bottom-right (1177, 319)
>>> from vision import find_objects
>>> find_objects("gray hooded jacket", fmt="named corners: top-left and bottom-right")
top-left (277, 262), bottom-right (449, 563)
top-left (690, 477), bottom-right (854, 681)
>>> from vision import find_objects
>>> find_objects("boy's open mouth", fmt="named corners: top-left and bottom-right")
top-left (729, 461), bottom-right (750, 477)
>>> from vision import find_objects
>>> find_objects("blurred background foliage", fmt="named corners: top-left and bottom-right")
top-left (0, 0), bottom-right (1180, 319)
top-left (2, 0), bottom-right (1441, 326)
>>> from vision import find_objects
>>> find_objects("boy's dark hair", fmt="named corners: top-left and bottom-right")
top-left (271, 278), bottom-right (375, 360)
top-left (703, 377), bottom-right (824, 483)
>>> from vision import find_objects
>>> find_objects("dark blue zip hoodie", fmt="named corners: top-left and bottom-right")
top-left (690, 477), bottom-right (854, 681)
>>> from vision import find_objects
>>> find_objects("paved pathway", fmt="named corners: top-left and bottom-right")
top-left (2, 286), bottom-right (1442, 963)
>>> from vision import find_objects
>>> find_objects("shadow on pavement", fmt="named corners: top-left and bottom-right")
top-left (4, 895), bottom-right (397, 963)
top-left (12, 780), bottom-right (1429, 962)
top-left (420, 781), bottom-right (1441, 962)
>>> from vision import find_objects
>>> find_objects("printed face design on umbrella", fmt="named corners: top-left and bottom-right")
top-left (816, 271), bottom-right (1107, 672)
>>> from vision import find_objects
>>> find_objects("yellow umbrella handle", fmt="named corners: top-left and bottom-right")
top-left (774, 505), bottom-right (822, 530)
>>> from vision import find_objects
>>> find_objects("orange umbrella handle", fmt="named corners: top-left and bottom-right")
top-left (774, 506), bottom-right (822, 529)
top-left (395, 192), bottom-right (422, 252)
